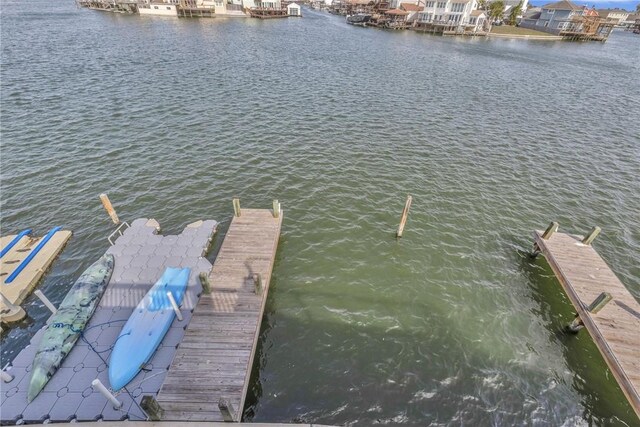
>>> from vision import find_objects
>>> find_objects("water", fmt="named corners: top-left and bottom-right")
top-left (1, 1), bottom-right (639, 425)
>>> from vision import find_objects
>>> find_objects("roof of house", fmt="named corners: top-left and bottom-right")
top-left (470, 9), bottom-right (485, 16)
top-left (521, 6), bottom-right (540, 19)
top-left (626, 13), bottom-right (640, 20)
top-left (542, 0), bottom-right (582, 11)
top-left (400, 2), bottom-right (423, 11)
top-left (385, 7), bottom-right (409, 14)
top-left (582, 7), bottom-right (598, 16)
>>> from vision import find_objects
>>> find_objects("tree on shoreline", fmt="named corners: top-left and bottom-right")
top-left (489, 0), bottom-right (505, 20)
top-left (508, 0), bottom-right (523, 25)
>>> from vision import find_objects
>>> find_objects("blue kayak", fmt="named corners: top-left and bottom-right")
top-left (108, 267), bottom-right (190, 391)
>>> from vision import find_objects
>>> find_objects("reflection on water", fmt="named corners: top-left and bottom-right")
top-left (1, 1), bottom-right (639, 425)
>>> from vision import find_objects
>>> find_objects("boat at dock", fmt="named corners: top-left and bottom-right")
top-left (346, 13), bottom-right (372, 26)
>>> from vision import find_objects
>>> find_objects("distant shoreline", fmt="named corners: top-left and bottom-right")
top-left (486, 33), bottom-right (564, 40)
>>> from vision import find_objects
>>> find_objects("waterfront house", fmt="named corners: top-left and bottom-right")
top-left (250, 0), bottom-right (290, 17)
top-left (383, 8), bottom-right (410, 27)
top-left (415, 0), bottom-right (480, 33)
top-left (521, 6), bottom-right (541, 21)
top-left (139, 1), bottom-right (179, 15)
top-left (597, 8), bottom-right (629, 24)
top-left (400, 2), bottom-right (424, 21)
top-left (468, 9), bottom-right (487, 31)
top-left (255, 0), bottom-right (281, 8)
top-left (520, 0), bottom-right (615, 40)
top-left (287, 2), bottom-right (301, 15)
top-left (620, 13), bottom-right (639, 28)
top-left (520, 0), bottom-right (584, 32)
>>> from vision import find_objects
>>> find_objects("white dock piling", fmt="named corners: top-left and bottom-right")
top-left (34, 290), bottom-right (57, 314)
top-left (92, 379), bottom-right (122, 409)
top-left (0, 292), bottom-right (26, 323)
top-left (167, 291), bottom-right (183, 321)
top-left (1, 369), bottom-right (14, 383)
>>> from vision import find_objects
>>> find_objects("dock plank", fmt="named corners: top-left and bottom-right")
top-left (534, 230), bottom-right (640, 419)
top-left (157, 209), bottom-right (282, 421)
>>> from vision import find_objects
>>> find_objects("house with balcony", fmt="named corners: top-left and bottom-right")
top-left (519, 0), bottom-right (583, 32)
top-left (597, 8), bottom-right (629, 25)
top-left (414, 0), bottom-right (482, 33)
top-left (520, 0), bottom-right (616, 40)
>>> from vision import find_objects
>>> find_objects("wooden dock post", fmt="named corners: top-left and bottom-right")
top-left (140, 395), bottom-right (164, 421)
top-left (531, 221), bottom-right (558, 257)
top-left (233, 198), bottom-right (241, 217)
top-left (218, 398), bottom-right (235, 422)
top-left (199, 272), bottom-right (211, 294)
top-left (396, 195), bottom-right (412, 238)
top-left (568, 292), bottom-right (613, 332)
top-left (253, 273), bottom-right (263, 295)
top-left (582, 226), bottom-right (601, 245)
top-left (99, 194), bottom-right (120, 225)
top-left (272, 199), bottom-right (280, 218)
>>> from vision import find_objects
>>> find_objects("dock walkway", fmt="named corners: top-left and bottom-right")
top-left (534, 228), bottom-right (640, 419)
top-left (157, 208), bottom-right (283, 422)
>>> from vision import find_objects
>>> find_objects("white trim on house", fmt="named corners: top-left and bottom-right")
top-left (139, 3), bottom-right (179, 15)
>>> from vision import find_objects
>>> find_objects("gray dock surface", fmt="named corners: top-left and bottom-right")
top-left (156, 209), bottom-right (283, 421)
top-left (534, 230), bottom-right (640, 420)
top-left (1, 218), bottom-right (216, 424)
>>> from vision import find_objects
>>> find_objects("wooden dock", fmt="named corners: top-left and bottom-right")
top-left (156, 206), bottom-right (283, 422)
top-left (533, 224), bottom-right (640, 419)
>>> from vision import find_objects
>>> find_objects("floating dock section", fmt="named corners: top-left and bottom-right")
top-left (1, 228), bottom-right (72, 321)
top-left (1, 219), bottom-right (216, 424)
top-left (533, 224), bottom-right (640, 419)
top-left (156, 206), bottom-right (283, 421)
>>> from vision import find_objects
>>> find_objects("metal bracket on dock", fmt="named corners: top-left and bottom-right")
top-left (107, 222), bottom-right (131, 246)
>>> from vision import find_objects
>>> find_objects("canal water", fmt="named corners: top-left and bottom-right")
top-left (1, 0), bottom-right (639, 425)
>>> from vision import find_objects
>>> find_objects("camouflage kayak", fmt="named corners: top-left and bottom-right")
top-left (28, 254), bottom-right (114, 402)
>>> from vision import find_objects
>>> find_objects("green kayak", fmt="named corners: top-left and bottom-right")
top-left (28, 253), bottom-right (114, 402)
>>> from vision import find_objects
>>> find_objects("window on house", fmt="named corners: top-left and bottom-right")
top-left (153, 5), bottom-right (158, 8)
top-left (166, 6), bottom-right (171, 9)
top-left (451, 3), bottom-right (463, 12)
top-left (436, 2), bottom-right (446, 8)
top-left (469, 17), bottom-right (475, 23)
top-left (425, 1), bottom-right (434, 7)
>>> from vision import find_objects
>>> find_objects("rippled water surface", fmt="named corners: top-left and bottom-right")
top-left (1, 1), bottom-right (640, 425)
